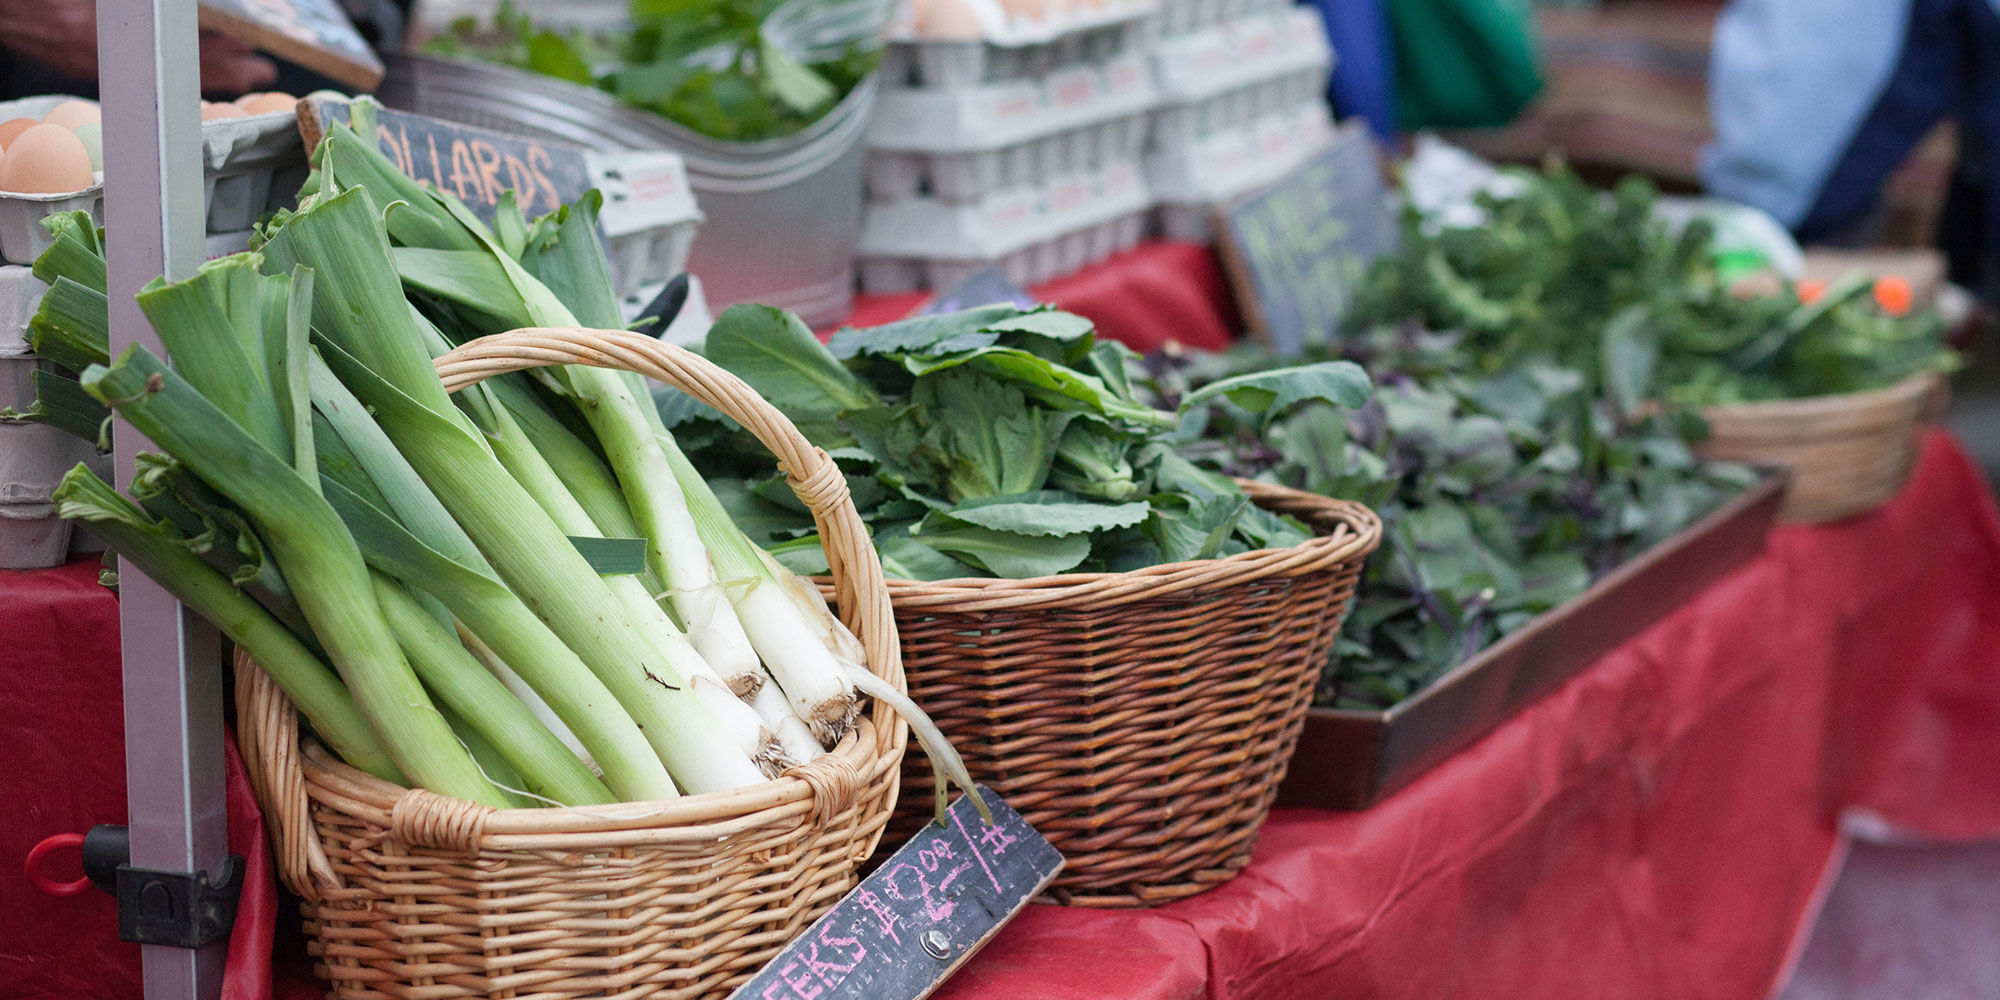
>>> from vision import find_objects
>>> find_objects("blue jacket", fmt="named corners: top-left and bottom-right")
top-left (1703, 0), bottom-right (2000, 238)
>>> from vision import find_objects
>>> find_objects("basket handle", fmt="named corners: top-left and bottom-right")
top-left (241, 327), bottom-right (905, 892)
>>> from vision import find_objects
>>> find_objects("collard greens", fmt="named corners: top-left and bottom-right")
top-left (670, 304), bottom-right (1371, 580)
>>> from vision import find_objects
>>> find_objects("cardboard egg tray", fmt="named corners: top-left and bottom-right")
top-left (0, 263), bottom-right (94, 568)
top-left (1149, 0), bottom-right (1293, 40)
top-left (588, 149), bottom-right (706, 317)
top-left (857, 157), bottom-right (1151, 292)
top-left (1151, 102), bottom-right (1337, 241)
top-left (868, 111), bottom-right (1148, 203)
top-left (0, 94), bottom-right (306, 267)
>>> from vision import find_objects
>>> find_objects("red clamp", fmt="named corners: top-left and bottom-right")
top-left (26, 833), bottom-right (93, 898)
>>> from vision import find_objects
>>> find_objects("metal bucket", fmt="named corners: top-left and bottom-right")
top-left (377, 53), bottom-right (874, 326)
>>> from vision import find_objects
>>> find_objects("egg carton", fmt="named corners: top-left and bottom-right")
top-left (1149, 0), bottom-right (1292, 39)
top-left (872, 46), bottom-right (1157, 152)
top-left (0, 94), bottom-right (305, 266)
top-left (1150, 102), bottom-right (1337, 241)
top-left (889, 0), bottom-right (1159, 51)
top-left (857, 157), bottom-right (1150, 292)
top-left (1, 266), bottom-right (48, 413)
top-left (868, 111), bottom-right (1147, 203)
top-left (1146, 6), bottom-right (1333, 107)
top-left (589, 149), bottom-right (705, 312)
top-left (0, 502), bottom-right (71, 569)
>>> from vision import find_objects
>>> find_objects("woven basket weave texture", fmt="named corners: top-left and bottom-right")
top-left (869, 481), bottom-right (1380, 907)
top-left (236, 328), bottom-right (907, 1000)
top-left (1699, 372), bottom-right (1940, 524)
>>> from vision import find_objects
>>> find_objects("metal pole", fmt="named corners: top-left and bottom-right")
top-left (98, 1), bottom-right (230, 998)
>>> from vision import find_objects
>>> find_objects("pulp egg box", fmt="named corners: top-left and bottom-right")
top-left (1147, 7), bottom-right (1333, 106)
top-left (858, 210), bottom-right (1144, 293)
top-left (893, 0), bottom-right (1159, 48)
top-left (587, 149), bottom-right (705, 304)
top-left (0, 265), bottom-right (48, 412)
top-left (0, 94), bottom-right (307, 266)
top-left (866, 112), bottom-right (1148, 203)
top-left (871, 50), bottom-right (1156, 152)
top-left (859, 156), bottom-right (1150, 262)
top-left (1147, 102), bottom-right (1336, 240)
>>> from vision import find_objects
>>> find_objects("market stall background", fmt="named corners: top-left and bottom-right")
top-left (9, 429), bottom-right (1998, 999)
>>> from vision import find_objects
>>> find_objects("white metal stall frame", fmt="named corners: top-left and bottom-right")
top-left (98, 1), bottom-right (234, 998)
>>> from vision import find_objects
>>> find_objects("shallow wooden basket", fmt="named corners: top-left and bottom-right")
top-left (1699, 372), bottom-right (1941, 524)
top-left (235, 329), bottom-right (908, 1000)
top-left (856, 482), bottom-right (1380, 907)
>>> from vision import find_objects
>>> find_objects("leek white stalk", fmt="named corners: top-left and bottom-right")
top-left (474, 393), bottom-right (786, 772)
top-left (752, 678), bottom-right (825, 764)
top-left (659, 433), bottom-right (858, 744)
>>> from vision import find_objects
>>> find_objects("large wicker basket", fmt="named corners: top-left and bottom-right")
top-left (236, 328), bottom-right (908, 1000)
top-left (860, 482), bottom-right (1380, 907)
top-left (1698, 372), bottom-right (1942, 524)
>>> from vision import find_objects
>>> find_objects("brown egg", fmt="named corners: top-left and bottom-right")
top-left (200, 101), bottom-right (246, 121)
top-left (234, 92), bottom-right (298, 116)
top-left (918, 0), bottom-right (985, 38)
top-left (40, 100), bottom-right (101, 129)
top-left (0, 123), bottom-right (96, 194)
top-left (0, 118), bottom-right (37, 150)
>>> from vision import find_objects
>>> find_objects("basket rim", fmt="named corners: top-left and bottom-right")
top-left (293, 719), bottom-right (888, 838)
top-left (1700, 370), bottom-right (1939, 420)
top-left (850, 481), bottom-right (1382, 612)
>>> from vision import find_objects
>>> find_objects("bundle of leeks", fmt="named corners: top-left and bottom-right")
top-left (20, 97), bottom-right (977, 814)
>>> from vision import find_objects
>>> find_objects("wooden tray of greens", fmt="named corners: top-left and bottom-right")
top-left (1280, 469), bottom-right (1784, 810)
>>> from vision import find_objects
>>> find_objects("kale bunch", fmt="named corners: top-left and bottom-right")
top-left (669, 304), bottom-right (1371, 580)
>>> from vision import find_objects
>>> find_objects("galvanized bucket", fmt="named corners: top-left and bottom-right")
top-left (377, 52), bottom-right (874, 327)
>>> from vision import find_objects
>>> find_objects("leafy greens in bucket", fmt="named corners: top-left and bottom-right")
top-left (668, 304), bottom-right (1372, 580)
top-left (430, 0), bottom-right (878, 142)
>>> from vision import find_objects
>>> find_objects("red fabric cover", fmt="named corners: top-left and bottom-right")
top-left (10, 433), bottom-right (2000, 999)
top-left (841, 241), bottom-right (1240, 353)
top-left (0, 564), bottom-right (274, 1000)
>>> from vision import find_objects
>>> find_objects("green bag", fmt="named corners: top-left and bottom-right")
top-left (1388, 0), bottom-right (1545, 130)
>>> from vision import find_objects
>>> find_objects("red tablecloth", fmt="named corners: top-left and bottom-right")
top-left (9, 431), bottom-right (2000, 1000)
top-left (839, 241), bottom-right (1241, 353)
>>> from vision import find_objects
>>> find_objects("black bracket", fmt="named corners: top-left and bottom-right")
top-left (85, 824), bottom-right (244, 949)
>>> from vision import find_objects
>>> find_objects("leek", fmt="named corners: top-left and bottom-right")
top-left (52, 465), bottom-right (402, 783)
top-left (259, 188), bottom-right (765, 794)
top-left (82, 345), bottom-right (504, 805)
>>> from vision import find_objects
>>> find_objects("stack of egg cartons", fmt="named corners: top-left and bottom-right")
top-left (858, 0), bottom-right (1161, 293)
top-left (1143, 0), bottom-right (1337, 241)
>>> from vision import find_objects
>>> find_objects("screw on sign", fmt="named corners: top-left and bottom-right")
top-left (729, 788), bottom-right (1063, 1000)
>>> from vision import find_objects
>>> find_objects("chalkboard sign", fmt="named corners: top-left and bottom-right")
top-left (1215, 122), bottom-right (1397, 355)
top-left (198, 0), bottom-right (385, 91)
top-left (302, 98), bottom-right (592, 220)
top-left (300, 98), bottom-right (701, 239)
top-left (921, 268), bottom-right (1038, 316)
top-left (728, 788), bottom-right (1063, 1000)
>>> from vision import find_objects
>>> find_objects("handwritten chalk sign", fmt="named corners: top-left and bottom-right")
top-left (300, 98), bottom-right (702, 239)
top-left (727, 789), bottom-right (1062, 1000)
top-left (1214, 121), bottom-right (1397, 356)
top-left (198, 0), bottom-right (385, 91)
top-left (302, 97), bottom-right (591, 220)
top-left (920, 267), bottom-right (1038, 316)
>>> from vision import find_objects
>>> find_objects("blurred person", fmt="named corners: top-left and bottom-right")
top-left (0, 0), bottom-right (409, 101)
top-left (1702, 0), bottom-right (2000, 297)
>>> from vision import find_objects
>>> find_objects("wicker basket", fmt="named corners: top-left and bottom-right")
top-left (236, 328), bottom-right (908, 1000)
top-left (1698, 372), bottom-right (1942, 525)
top-left (859, 482), bottom-right (1380, 907)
